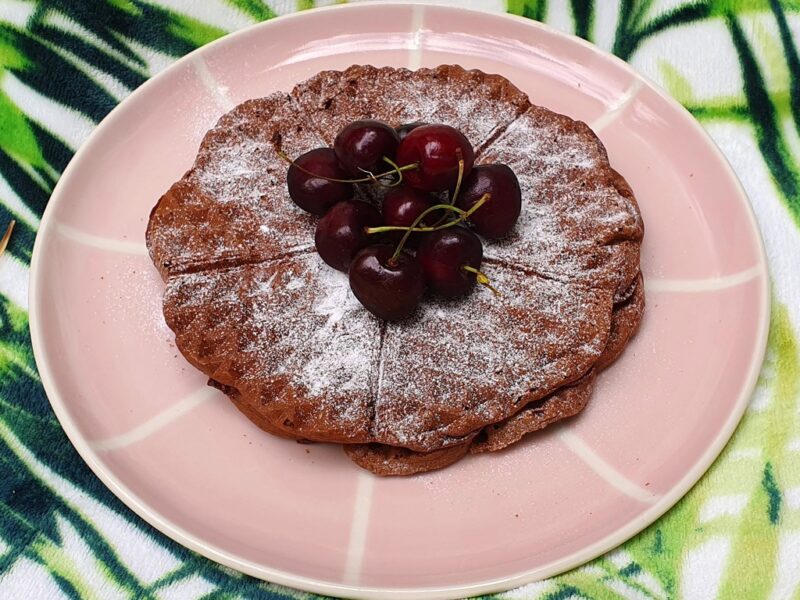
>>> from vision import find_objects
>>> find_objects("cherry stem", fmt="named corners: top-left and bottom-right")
top-left (378, 193), bottom-right (490, 264)
top-left (365, 205), bottom-right (466, 234)
top-left (375, 156), bottom-right (408, 188)
top-left (432, 151), bottom-right (465, 227)
top-left (366, 193), bottom-right (488, 236)
top-left (463, 265), bottom-right (500, 296)
top-left (277, 150), bottom-right (418, 184)
top-left (450, 150), bottom-right (465, 205)
top-left (0, 219), bottom-right (14, 256)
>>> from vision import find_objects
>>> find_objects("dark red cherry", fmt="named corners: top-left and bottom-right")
top-left (287, 148), bottom-right (353, 215)
top-left (396, 124), bottom-right (475, 192)
top-left (417, 227), bottom-right (483, 297)
top-left (315, 200), bottom-right (382, 272)
top-left (381, 187), bottom-right (436, 247)
top-left (334, 120), bottom-right (401, 177)
top-left (456, 164), bottom-right (521, 238)
top-left (395, 121), bottom-right (427, 141)
top-left (349, 245), bottom-right (425, 321)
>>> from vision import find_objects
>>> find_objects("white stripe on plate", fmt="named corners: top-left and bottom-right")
top-left (90, 387), bottom-right (217, 452)
top-left (560, 430), bottom-right (658, 504)
top-left (590, 79), bottom-right (644, 132)
top-left (191, 56), bottom-right (234, 111)
top-left (645, 265), bottom-right (763, 293)
top-left (408, 4), bottom-right (426, 70)
top-left (342, 469), bottom-right (376, 586)
top-left (56, 223), bottom-right (149, 256)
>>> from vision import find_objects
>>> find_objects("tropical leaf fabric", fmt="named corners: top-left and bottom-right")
top-left (0, 1), bottom-right (799, 598)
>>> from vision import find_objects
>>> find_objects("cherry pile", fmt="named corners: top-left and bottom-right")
top-left (282, 120), bottom-right (521, 321)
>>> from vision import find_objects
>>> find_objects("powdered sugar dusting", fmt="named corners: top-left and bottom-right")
top-left (298, 265), bottom-right (379, 399)
top-left (152, 68), bottom-right (643, 454)
top-left (374, 265), bottom-right (612, 450)
top-left (147, 93), bottom-right (322, 276)
top-left (165, 254), bottom-right (379, 439)
top-left (479, 106), bottom-right (642, 293)
top-left (292, 65), bottom-right (528, 151)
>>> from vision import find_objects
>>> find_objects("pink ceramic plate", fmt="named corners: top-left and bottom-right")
top-left (29, 4), bottom-right (769, 599)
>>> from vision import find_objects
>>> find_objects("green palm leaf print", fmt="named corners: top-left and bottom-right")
top-left (1, 2), bottom-right (799, 599)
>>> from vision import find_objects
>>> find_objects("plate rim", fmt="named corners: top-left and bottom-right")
top-left (28, 3), bottom-right (771, 599)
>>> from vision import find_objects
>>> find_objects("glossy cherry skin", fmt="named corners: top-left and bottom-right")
top-left (396, 124), bottom-right (475, 192)
top-left (315, 201), bottom-right (382, 272)
top-left (349, 245), bottom-right (425, 321)
top-left (334, 120), bottom-right (401, 177)
top-left (395, 121), bottom-right (427, 141)
top-left (381, 186), bottom-right (436, 247)
top-left (287, 148), bottom-right (353, 215)
top-left (417, 227), bottom-right (483, 297)
top-left (456, 164), bottom-right (522, 238)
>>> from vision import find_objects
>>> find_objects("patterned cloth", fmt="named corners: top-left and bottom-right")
top-left (0, 1), bottom-right (798, 598)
